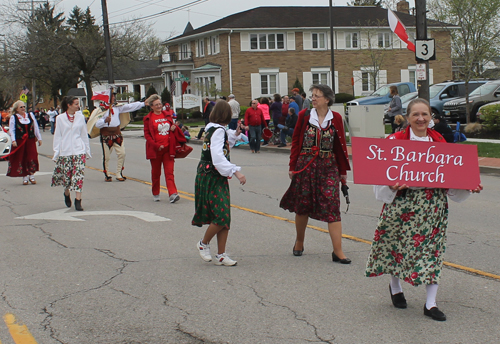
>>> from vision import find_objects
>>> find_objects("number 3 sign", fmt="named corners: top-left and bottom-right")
top-left (415, 39), bottom-right (436, 61)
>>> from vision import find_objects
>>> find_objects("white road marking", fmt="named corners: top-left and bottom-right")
top-left (16, 208), bottom-right (170, 222)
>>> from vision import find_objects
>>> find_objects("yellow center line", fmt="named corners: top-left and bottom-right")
top-left (4, 313), bottom-right (37, 344)
top-left (46, 156), bottom-right (500, 281)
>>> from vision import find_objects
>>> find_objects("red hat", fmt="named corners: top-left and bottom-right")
top-left (292, 88), bottom-right (300, 92)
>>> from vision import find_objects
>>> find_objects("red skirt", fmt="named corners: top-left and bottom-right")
top-left (7, 137), bottom-right (39, 177)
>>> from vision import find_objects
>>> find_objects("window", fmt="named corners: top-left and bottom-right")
top-left (378, 32), bottom-right (391, 48)
top-left (198, 39), bottom-right (204, 57)
top-left (362, 72), bottom-right (374, 92)
top-left (312, 33), bottom-right (326, 49)
top-left (115, 86), bottom-right (128, 101)
top-left (260, 74), bottom-right (278, 95)
top-left (210, 35), bottom-right (219, 54)
top-left (250, 33), bottom-right (285, 50)
top-left (312, 72), bottom-right (329, 85)
top-left (180, 43), bottom-right (190, 59)
top-left (345, 32), bottom-right (359, 49)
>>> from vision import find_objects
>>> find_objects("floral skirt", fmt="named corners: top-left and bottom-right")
top-left (6, 137), bottom-right (39, 177)
top-left (51, 154), bottom-right (86, 192)
top-left (192, 170), bottom-right (231, 228)
top-left (280, 154), bottom-right (341, 223)
top-left (365, 188), bottom-right (449, 286)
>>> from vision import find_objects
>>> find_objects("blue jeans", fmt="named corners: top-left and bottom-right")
top-left (229, 118), bottom-right (238, 130)
top-left (248, 125), bottom-right (262, 152)
top-left (277, 124), bottom-right (293, 144)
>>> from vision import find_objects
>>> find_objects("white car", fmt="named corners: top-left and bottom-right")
top-left (0, 127), bottom-right (12, 158)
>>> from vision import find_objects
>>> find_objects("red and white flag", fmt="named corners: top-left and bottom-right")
top-left (388, 9), bottom-right (415, 52)
top-left (91, 90), bottom-right (110, 103)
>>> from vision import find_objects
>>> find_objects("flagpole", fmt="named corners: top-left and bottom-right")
top-left (416, 0), bottom-right (429, 101)
top-left (329, 0), bottom-right (335, 98)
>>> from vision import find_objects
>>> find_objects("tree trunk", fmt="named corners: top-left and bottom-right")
top-left (83, 75), bottom-right (94, 112)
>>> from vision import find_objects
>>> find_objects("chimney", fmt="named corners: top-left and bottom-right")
top-left (397, 0), bottom-right (410, 14)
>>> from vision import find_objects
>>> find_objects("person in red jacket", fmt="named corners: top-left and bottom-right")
top-left (244, 100), bottom-right (267, 153)
top-left (144, 94), bottom-right (186, 203)
top-left (280, 84), bottom-right (351, 263)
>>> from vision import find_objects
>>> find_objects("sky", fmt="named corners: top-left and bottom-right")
top-left (53, 0), bottom-right (416, 40)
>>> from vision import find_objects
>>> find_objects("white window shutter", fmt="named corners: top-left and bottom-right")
top-left (251, 73), bottom-right (261, 100)
top-left (195, 41), bottom-right (199, 57)
top-left (429, 69), bottom-right (434, 85)
top-left (377, 70), bottom-right (387, 86)
top-left (370, 33), bottom-right (378, 49)
top-left (216, 36), bottom-right (220, 54)
top-left (353, 71), bottom-right (363, 97)
top-left (334, 71), bottom-right (339, 94)
top-left (240, 32), bottom-right (250, 51)
top-left (360, 32), bottom-right (369, 49)
top-left (279, 72), bottom-right (288, 96)
top-left (187, 42), bottom-right (191, 53)
top-left (303, 72), bottom-right (313, 95)
top-left (207, 38), bottom-right (211, 55)
top-left (401, 69), bottom-right (410, 82)
top-left (337, 32), bottom-right (345, 49)
top-left (303, 32), bottom-right (312, 50)
top-left (287, 32), bottom-right (295, 50)
top-left (392, 33), bottom-right (401, 49)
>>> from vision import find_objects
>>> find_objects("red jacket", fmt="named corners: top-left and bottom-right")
top-left (388, 127), bottom-right (446, 142)
top-left (289, 109), bottom-right (350, 175)
top-left (143, 110), bottom-right (186, 159)
top-left (244, 107), bottom-right (266, 127)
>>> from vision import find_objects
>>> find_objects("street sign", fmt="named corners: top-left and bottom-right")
top-left (20, 94), bottom-right (27, 102)
top-left (416, 63), bottom-right (426, 80)
top-left (174, 78), bottom-right (181, 81)
top-left (415, 39), bottom-right (436, 61)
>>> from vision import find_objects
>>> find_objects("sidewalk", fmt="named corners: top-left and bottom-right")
top-left (123, 128), bottom-right (500, 174)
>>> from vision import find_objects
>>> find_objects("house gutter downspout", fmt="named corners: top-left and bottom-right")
top-left (228, 30), bottom-right (233, 93)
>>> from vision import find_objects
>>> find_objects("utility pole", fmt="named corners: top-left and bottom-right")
top-left (415, 0), bottom-right (429, 101)
top-left (101, 0), bottom-right (114, 84)
top-left (329, 0), bottom-right (335, 99)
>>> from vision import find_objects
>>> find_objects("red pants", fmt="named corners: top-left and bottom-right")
top-left (150, 149), bottom-right (177, 196)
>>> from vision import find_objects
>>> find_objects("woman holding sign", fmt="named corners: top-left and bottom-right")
top-left (280, 84), bottom-right (351, 263)
top-left (365, 98), bottom-right (483, 321)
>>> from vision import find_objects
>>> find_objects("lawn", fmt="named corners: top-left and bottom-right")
top-left (460, 142), bottom-right (500, 158)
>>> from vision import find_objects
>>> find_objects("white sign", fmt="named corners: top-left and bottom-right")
top-left (415, 39), bottom-right (435, 61)
top-left (416, 63), bottom-right (427, 81)
top-left (174, 94), bottom-right (201, 109)
top-left (16, 208), bottom-right (170, 222)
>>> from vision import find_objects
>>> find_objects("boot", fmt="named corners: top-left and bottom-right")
top-left (64, 192), bottom-right (71, 207)
top-left (75, 198), bottom-right (84, 211)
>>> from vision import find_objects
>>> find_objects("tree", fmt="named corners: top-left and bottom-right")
top-left (429, 0), bottom-right (500, 122)
top-left (348, 0), bottom-right (382, 6)
top-left (161, 87), bottom-right (171, 104)
top-left (146, 85), bottom-right (157, 99)
top-left (292, 78), bottom-right (304, 94)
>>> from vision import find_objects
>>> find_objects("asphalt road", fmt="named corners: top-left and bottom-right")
top-left (0, 129), bottom-right (499, 344)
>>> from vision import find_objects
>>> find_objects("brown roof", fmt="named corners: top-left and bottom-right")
top-left (167, 6), bottom-right (448, 42)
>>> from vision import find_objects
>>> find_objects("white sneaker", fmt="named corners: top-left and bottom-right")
top-left (215, 253), bottom-right (237, 266)
top-left (169, 193), bottom-right (180, 203)
top-left (153, 195), bottom-right (160, 202)
top-left (197, 240), bottom-right (212, 262)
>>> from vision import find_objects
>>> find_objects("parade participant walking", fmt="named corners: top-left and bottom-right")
top-left (93, 86), bottom-right (146, 182)
top-left (280, 84), bottom-right (351, 263)
top-left (51, 96), bottom-right (91, 211)
top-left (365, 98), bottom-right (483, 321)
top-left (244, 99), bottom-right (267, 153)
top-left (143, 94), bottom-right (186, 203)
top-left (193, 101), bottom-right (246, 266)
top-left (6, 100), bottom-right (42, 185)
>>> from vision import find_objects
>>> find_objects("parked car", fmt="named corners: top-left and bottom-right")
top-left (0, 126), bottom-right (12, 158)
top-left (476, 100), bottom-right (500, 123)
top-left (346, 82), bottom-right (417, 116)
top-left (443, 79), bottom-right (500, 122)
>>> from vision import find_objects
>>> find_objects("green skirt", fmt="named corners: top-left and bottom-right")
top-left (192, 168), bottom-right (231, 228)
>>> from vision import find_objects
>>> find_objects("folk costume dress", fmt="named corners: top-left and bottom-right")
top-left (51, 111), bottom-right (91, 192)
top-left (192, 123), bottom-right (241, 229)
top-left (365, 128), bottom-right (470, 286)
top-left (280, 109), bottom-right (350, 223)
top-left (6, 112), bottom-right (41, 177)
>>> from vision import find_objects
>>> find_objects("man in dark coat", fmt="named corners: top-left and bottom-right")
top-left (196, 97), bottom-right (215, 139)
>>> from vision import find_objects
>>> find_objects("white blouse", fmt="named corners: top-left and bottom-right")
top-left (308, 108), bottom-right (333, 129)
top-left (374, 127), bottom-right (470, 203)
top-left (9, 112), bottom-right (42, 142)
top-left (207, 123), bottom-right (241, 178)
top-left (52, 111), bottom-right (91, 160)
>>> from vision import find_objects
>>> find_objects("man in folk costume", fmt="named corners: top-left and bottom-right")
top-left (90, 86), bottom-right (146, 181)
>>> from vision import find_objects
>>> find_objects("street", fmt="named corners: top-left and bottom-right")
top-left (0, 129), bottom-right (499, 344)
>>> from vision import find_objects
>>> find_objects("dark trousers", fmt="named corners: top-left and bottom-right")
top-left (248, 125), bottom-right (262, 152)
top-left (229, 118), bottom-right (238, 130)
top-left (389, 116), bottom-right (396, 134)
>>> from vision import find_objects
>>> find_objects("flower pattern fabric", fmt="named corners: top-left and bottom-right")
top-left (365, 188), bottom-right (449, 286)
top-left (51, 154), bottom-right (86, 192)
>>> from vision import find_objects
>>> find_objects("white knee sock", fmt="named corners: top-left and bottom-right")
top-left (425, 284), bottom-right (439, 309)
top-left (390, 276), bottom-right (403, 294)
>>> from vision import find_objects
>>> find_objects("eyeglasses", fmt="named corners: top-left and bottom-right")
top-left (311, 94), bottom-right (324, 99)
top-left (19, 106), bottom-right (26, 108)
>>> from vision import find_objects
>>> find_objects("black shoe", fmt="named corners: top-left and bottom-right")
top-left (277, 143), bottom-right (286, 147)
top-left (424, 305), bottom-right (446, 321)
top-left (332, 251), bottom-right (351, 264)
top-left (64, 192), bottom-right (71, 208)
top-left (75, 198), bottom-right (84, 211)
top-left (293, 243), bottom-right (304, 256)
top-left (389, 285), bottom-right (407, 309)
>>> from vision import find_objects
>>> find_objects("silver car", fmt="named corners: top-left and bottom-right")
top-left (0, 127), bottom-right (12, 158)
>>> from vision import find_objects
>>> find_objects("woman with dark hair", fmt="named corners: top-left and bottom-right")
top-left (51, 96), bottom-right (91, 211)
top-left (193, 101), bottom-right (246, 266)
top-left (388, 85), bottom-right (402, 133)
top-left (366, 98), bottom-right (483, 321)
top-left (280, 84), bottom-right (351, 263)
top-left (6, 100), bottom-right (42, 185)
top-left (270, 93), bottom-right (283, 130)
top-left (258, 97), bottom-right (271, 145)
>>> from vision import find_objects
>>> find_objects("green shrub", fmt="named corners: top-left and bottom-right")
top-left (161, 87), bottom-right (171, 104)
top-left (240, 106), bottom-right (249, 118)
top-left (190, 110), bottom-right (202, 119)
top-left (146, 85), bottom-right (157, 98)
top-left (478, 104), bottom-right (500, 132)
top-left (335, 93), bottom-right (355, 103)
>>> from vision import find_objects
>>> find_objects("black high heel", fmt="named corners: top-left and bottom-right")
top-left (332, 251), bottom-right (351, 264)
top-left (75, 198), bottom-right (84, 211)
top-left (293, 242), bottom-right (304, 256)
top-left (64, 192), bottom-right (71, 207)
